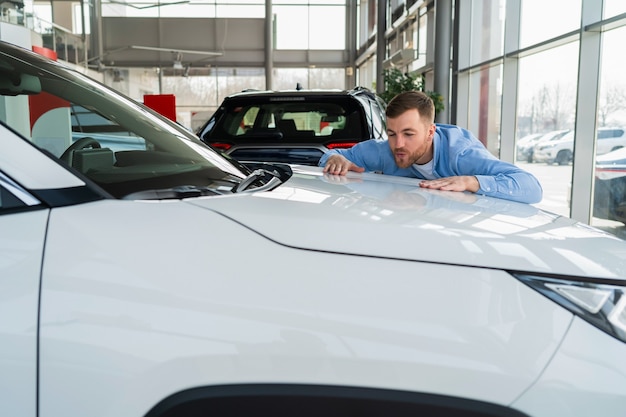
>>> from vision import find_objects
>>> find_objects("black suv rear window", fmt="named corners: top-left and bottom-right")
top-left (209, 98), bottom-right (364, 140)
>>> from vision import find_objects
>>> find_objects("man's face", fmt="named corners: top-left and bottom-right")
top-left (386, 108), bottom-right (436, 168)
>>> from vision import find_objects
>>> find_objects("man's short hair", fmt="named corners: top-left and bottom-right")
top-left (385, 91), bottom-right (435, 123)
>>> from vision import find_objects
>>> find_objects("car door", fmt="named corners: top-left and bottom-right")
top-left (0, 171), bottom-right (49, 417)
top-left (0, 118), bottom-right (89, 417)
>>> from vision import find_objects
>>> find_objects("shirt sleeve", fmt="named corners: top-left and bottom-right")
top-left (455, 145), bottom-right (543, 204)
top-left (318, 139), bottom-right (389, 171)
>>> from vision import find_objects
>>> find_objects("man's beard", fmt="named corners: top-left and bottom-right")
top-left (393, 148), bottom-right (420, 168)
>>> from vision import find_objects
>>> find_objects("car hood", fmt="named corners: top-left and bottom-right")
top-left (187, 165), bottom-right (626, 279)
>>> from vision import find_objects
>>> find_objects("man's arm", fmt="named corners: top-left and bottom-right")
top-left (437, 127), bottom-right (544, 204)
top-left (472, 171), bottom-right (543, 204)
top-left (318, 139), bottom-right (390, 175)
top-left (419, 176), bottom-right (480, 193)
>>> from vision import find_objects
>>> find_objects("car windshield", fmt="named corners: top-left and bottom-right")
top-left (0, 44), bottom-right (250, 199)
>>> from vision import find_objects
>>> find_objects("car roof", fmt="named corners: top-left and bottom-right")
top-left (223, 87), bottom-right (377, 100)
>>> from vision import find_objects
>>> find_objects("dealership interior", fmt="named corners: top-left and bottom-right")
top-left (2, 0), bottom-right (626, 239)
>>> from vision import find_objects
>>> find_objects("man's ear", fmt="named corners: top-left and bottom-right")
top-left (429, 123), bottom-right (436, 138)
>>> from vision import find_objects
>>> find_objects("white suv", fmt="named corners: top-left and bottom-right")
top-left (533, 127), bottom-right (626, 165)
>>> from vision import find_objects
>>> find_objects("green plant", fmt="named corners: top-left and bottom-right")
top-left (380, 68), bottom-right (445, 116)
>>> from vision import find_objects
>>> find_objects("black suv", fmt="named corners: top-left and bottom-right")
top-left (195, 86), bottom-right (387, 166)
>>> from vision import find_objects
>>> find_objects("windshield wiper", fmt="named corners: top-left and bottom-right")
top-left (233, 168), bottom-right (284, 193)
top-left (121, 185), bottom-right (226, 200)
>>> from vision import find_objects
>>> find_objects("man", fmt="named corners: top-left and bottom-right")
top-left (319, 91), bottom-right (543, 204)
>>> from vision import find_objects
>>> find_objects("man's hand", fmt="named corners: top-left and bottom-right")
top-left (419, 176), bottom-right (480, 193)
top-left (323, 154), bottom-right (365, 175)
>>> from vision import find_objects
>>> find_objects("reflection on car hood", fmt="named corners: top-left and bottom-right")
top-left (187, 165), bottom-right (626, 279)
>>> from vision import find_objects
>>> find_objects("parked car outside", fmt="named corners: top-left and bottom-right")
top-left (195, 87), bottom-right (387, 166)
top-left (593, 146), bottom-right (626, 224)
top-left (515, 132), bottom-right (544, 162)
top-left (517, 129), bottom-right (569, 163)
top-left (3, 41), bottom-right (626, 417)
top-left (534, 127), bottom-right (626, 165)
top-left (533, 130), bottom-right (576, 165)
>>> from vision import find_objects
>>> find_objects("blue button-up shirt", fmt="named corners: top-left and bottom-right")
top-left (318, 123), bottom-right (543, 204)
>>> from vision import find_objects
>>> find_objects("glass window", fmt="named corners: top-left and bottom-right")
top-left (274, 5), bottom-right (310, 49)
top-left (0, 45), bottom-right (245, 199)
top-left (274, 4), bottom-right (346, 50)
top-left (515, 42), bottom-right (579, 218)
top-left (32, 3), bottom-right (53, 32)
top-left (210, 101), bottom-right (357, 139)
top-left (272, 68), bottom-right (345, 90)
top-left (73, 3), bottom-right (90, 34)
top-left (604, 0), bottom-right (626, 18)
top-left (215, 3), bottom-right (265, 18)
top-left (592, 26), bottom-right (626, 232)
top-left (163, 68), bottom-right (265, 119)
top-left (101, 0), bottom-right (266, 18)
top-left (520, 0), bottom-right (581, 48)
top-left (413, 10), bottom-right (427, 69)
top-left (308, 6), bottom-right (346, 49)
top-left (307, 68), bottom-right (346, 89)
top-left (466, 63), bottom-right (503, 157)
top-left (469, 0), bottom-right (505, 66)
top-left (0, 179), bottom-right (29, 211)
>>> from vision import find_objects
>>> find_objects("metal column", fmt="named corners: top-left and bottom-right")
top-left (265, 0), bottom-right (273, 90)
top-left (434, 0), bottom-right (452, 122)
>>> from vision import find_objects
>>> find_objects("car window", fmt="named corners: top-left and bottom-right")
top-left (0, 172), bottom-right (39, 212)
top-left (0, 45), bottom-right (247, 199)
top-left (211, 100), bottom-right (364, 139)
top-left (0, 182), bottom-right (27, 211)
top-left (597, 128), bottom-right (624, 139)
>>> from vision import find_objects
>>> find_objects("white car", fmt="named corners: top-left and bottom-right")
top-left (517, 129), bottom-right (569, 163)
top-left (533, 127), bottom-right (626, 165)
top-left (515, 132), bottom-right (545, 162)
top-left (2, 41), bottom-right (626, 417)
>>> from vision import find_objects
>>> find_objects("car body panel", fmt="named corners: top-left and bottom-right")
top-left (513, 318), bottom-right (626, 416)
top-left (187, 165), bottom-right (626, 279)
top-left (0, 209), bottom-right (48, 417)
top-left (38, 199), bottom-right (573, 417)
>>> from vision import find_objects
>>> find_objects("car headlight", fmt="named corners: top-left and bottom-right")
top-left (514, 273), bottom-right (626, 343)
